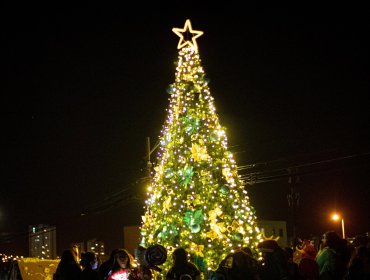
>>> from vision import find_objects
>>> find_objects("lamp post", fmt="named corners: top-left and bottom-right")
top-left (331, 213), bottom-right (345, 239)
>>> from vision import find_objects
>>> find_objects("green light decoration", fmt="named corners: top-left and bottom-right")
top-left (193, 256), bottom-right (207, 273)
top-left (184, 209), bottom-right (204, 233)
top-left (219, 184), bottom-right (230, 195)
top-left (209, 130), bottom-right (219, 142)
top-left (178, 165), bottom-right (194, 186)
top-left (140, 20), bottom-right (262, 277)
top-left (231, 232), bottom-right (243, 242)
top-left (156, 224), bottom-right (179, 239)
top-left (164, 168), bottom-right (174, 179)
top-left (183, 116), bottom-right (199, 134)
top-left (166, 83), bottom-right (175, 95)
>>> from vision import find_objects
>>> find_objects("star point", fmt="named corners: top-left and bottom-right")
top-left (172, 19), bottom-right (203, 51)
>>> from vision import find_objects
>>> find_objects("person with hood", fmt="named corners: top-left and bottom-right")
top-left (166, 248), bottom-right (200, 280)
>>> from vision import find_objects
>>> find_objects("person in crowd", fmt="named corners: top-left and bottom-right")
top-left (73, 245), bottom-right (82, 265)
top-left (53, 249), bottom-right (81, 280)
top-left (106, 248), bottom-right (139, 280)
top-left (352, 234), bottom-right (369, 249)
top-left (0, 261), bottom-right (10, 280)
top-left (316, 231), bottom-right (339, 279)
top-left (345, 245), bottom-right (370, 279)
top-left (80, 251), bottom-right (99, 280)
top-left (316, 230), bottom-right (349, 279)
top-left (134, 245), bottom-right (164, 280)
top-left (285, 246), bottom-right (300, 279)
top-left (99, 249), bottom-right (118, 280)
top-left (134, 246), bottom-right (152, 280)
top-left (336, 238), bottom-right (351, 278)
top-left (8, 261), bottom-right (22, 280)
top-left (166, 248), bottom-right (201, 280)
top-left (213, 248), bottom-right (259, 280)
top-left (297, 241), bottom-right (319, 280)
top-left (257, 239), bottom-right (290, 280)
top-left (292, 238), bottom-right (304, 265)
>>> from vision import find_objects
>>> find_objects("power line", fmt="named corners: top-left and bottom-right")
top-left (2, 148), bottom-right (368, 247)
top-left (238, 151), bottom-right (370, 185)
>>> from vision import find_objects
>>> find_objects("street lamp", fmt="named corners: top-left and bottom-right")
top-left (331, 213), bottom-right (345, 239)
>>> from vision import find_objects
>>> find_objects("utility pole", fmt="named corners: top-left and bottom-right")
top-left (143, 136), bottom-right (160, 185)
top-left (146, 137), bottom-right (153, 179)
top-left (137, 137), bottom-right (154, 200)
top-left (287, 168), bottom-right (300, 241)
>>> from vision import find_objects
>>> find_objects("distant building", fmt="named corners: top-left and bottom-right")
top-left (257, 220), bottom-right (287, 248)
top-left (28, 224), bottom-right (57, 259)
top-left (86, 239), bottom-right (105, 258)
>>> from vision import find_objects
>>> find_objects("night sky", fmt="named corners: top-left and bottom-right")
top-left (2, 7), bottom-right (370, 256)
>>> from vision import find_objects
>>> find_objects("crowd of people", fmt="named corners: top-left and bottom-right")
top-left (1, 230), bottom-right (369, 279)
top-left (51, 230), bottom-right (369, 280)
top-left (213, 231), bottom-right (370, 279)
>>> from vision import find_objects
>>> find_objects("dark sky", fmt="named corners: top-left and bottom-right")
top-left (2, 7), bottom-right (370, 256)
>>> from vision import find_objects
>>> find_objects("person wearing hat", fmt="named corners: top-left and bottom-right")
top-left (257, 240), bottom-right (290, 280)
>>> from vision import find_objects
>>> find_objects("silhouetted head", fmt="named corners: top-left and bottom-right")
top-left (109, 249), bottom-right (119, 261)
top-left (322, 231), bottom-right (341, 249)
top-left (60, 250), bottom-right (77, 264)
top-left (172, 248), bottom-right (188, 267)
top-left (241, 247), bottom-right (253, 256)
top-left (80, 252), bottom-right (97, 269)
top-left (58, 249), bottom-right (79, 269)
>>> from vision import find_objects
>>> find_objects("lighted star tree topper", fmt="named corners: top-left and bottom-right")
top-left (140, 19), bottom-right (262, 275)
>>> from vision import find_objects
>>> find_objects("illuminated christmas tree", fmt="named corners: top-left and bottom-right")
top-left (140, 19), bottom-right (262, 275)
